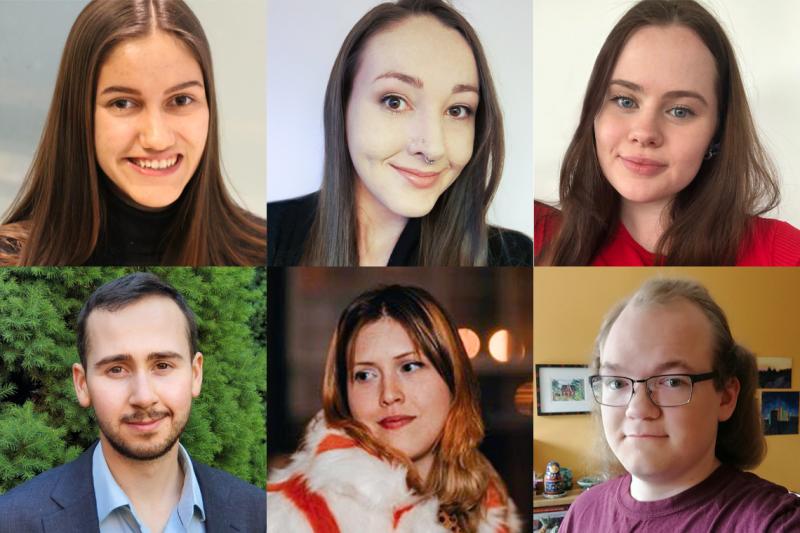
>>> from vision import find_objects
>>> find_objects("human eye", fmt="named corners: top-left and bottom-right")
top-left (106, 365), bottom-right (127, 376)
top-left (380, 94), bottom-right (409, 113)
top-left (668, 105), bottom-right (694, 119)
top-left (154, 361), bottom-right (173, 372)
top-left (610, 95), bottom-right (637, 110)
top-left (109, 98), bottom-right (137, 111)
top-left (658, 375), bottom-right (690, 388)
top-left (169, 94), bottom-right (195, 107)
top-left (605, 377), bottom-right (630, 391)
top-left (353, 368), bottom-right (378, 383)
top-left (446, 105), bottom-right (473, 119)
top-left (400, 360), bottom-right (425, 373)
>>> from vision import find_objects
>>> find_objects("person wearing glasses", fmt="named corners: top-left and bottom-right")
top-left (559, 278), bottom-right (800, 532)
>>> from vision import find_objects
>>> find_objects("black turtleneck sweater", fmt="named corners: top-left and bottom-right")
top-left (84, 187), bottom-right (181, 266)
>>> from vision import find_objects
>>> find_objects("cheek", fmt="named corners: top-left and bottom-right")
top-left (444, 122), bottom-right (474, 170)
top-left (94, 112), bottom-right (131, 163)
top-left (346, 384), bottom-right (374, 423)
top-left (346, 104), bottom-right (405, 167)
top-left (593, 111), bottom-right (625, 159)
top-left (180, 109), bottom-right (210, 154)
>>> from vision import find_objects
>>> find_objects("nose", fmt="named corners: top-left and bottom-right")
top-left (407, 110), bottom-right (446, 164)
top-left (379, 375), bottom-right (404, 407)
top-left (625, 381), bottom-right (660, 420)
top-left (129, 371), bottom-right (158, 409)
top-left (627, 108), bottom-right (663, 148)
top-left (138, 108), bottom-right (175, 151)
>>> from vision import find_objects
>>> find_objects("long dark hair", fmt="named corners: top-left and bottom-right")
top-left (322, 285), bottom-right (512, 530)
top-left (302, 0), bottom-right (504, 266)
top-left (0, 0), bottom-right (265, 266)
top-left (540, 0), bottom-right (779, 265)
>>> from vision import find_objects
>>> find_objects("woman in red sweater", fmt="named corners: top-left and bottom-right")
top-left (534, 0), bottom-right (800, 266)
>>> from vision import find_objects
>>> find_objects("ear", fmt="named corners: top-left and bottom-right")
top-left (72, 363), bottom-right (92, 408)
top-left (718, 376), bottom-right (740, 422)
top-left (191, 352), bottom-right (204, 398)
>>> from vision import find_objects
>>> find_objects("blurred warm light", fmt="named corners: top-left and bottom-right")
top-left (489, 329), bottom-right (510, 362)
top-left (514, 381), bottom-right (533, 415)
top-left (458, 328), bottom-right (480, 359)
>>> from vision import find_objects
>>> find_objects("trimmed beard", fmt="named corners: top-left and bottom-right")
top-left (97, 407), bottom-right (190, 461)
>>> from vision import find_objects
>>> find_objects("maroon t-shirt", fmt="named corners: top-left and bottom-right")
top-left (560, 464), bottom-right (800, 532)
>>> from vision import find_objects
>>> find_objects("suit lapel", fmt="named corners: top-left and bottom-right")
top-left (42, 442), bottom-right (101, 533)
top-left (193, 460), bottom-right (238, 532)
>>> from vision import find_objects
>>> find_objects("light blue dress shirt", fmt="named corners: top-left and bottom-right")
top-left (92, 442), bottom-right (207, 533)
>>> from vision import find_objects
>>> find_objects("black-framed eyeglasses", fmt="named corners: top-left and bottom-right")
top-left (588, 373), bottom-right (716, 407)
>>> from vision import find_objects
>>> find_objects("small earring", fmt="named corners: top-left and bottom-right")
top-left (704, 142), bottom-right (721, 160)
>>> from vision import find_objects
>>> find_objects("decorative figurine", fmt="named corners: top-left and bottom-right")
top-left (543, 460), bottom-right (566, 498)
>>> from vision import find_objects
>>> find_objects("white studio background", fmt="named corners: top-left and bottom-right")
top-left (534, 0), bottom-right (800, 227)
top-left (0, 0), bottom-right (265, 219)
top-left (267, 0), bottom-right (533, 237)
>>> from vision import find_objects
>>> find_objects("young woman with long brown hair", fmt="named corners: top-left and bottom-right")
top-left (0, 0), bottom-right (265, 266)
top-left (267, 285), bottom-right (520, 532)
top-left (267, 0), bottom-right (532, 267)
top-left (534, 0), bottom-right (800, 266)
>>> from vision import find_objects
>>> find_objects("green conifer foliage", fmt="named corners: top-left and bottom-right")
top-left (0, 267), bottom-right (266, 494)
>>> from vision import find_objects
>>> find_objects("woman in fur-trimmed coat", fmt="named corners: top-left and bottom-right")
top-left (268, 285), bottom-right (521, 533)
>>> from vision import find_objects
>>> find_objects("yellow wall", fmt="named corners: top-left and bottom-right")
top-left (534, 267), bottom-right (800, 492)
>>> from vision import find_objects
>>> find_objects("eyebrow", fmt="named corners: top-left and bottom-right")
top-left (93, 351), bottom-right (185, 369)
top-left (99, 80), bottom-right (204, 97)
top-left (374, 71), bottom-right (479, 95)
top-left (600, 359), bottom-right (696, 374)
top-left (352, 350), bottom-right (418, 367)
top-left (609, 79), bottom-right (709, 106)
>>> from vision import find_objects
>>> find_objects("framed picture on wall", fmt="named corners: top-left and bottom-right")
top-left (757, 357), bottom-right (793, 389)
top-left (535, 364), bottom-right (595, 415)
top-left (762, 391), bottom-right (799, 436)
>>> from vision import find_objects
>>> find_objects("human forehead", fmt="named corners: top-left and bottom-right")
top-left (96, 30), bottom-right (204, 95)
top-left (601, 298), bottom-right (715, 373)
top-left (350, 317), bottom-right (420, 364)
top-left (84, 295), bottom-right (192, 361)
top-left (611, 24), bottom-right (717, 99)
top-left (354, 15), bottom-right (479, 92)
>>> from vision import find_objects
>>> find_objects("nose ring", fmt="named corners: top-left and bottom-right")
top-left (424, 155), bottom-right (436, 165)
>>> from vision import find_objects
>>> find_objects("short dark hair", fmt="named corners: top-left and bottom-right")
top-left (76, 272), bottom-right (199, 368)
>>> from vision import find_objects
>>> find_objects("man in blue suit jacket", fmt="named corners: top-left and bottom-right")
top-left (0, 273), bottom-right (266, 532)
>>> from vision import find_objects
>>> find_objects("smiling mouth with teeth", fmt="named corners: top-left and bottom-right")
top-left (130, 155), bottom-right (180, 170)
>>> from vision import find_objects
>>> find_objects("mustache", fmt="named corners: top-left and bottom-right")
top-left (121, 410), bottom-right (170, 423)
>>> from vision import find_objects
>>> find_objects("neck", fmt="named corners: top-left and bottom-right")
top-left (629, 455), bottom-right (720, 502)
top-left (354, 181), bottom-right (407, 266)
top-left (620, 199), bottom-right (672, 253)
top-left (99, 437), bottom-right (184, 509)
top-left (414, 452), bottom-right (435, 484)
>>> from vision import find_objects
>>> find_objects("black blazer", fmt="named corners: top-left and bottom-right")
top-left (268, 192), bottom-right (533, 266)
top-left (0, 442), bottom-right (266, 533)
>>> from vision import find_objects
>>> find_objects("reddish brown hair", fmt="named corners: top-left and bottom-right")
top-left (322, 284), bottom-right (509, 530)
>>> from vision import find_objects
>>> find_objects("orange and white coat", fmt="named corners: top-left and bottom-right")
top-left (267, 413), bottom-right (520, 533)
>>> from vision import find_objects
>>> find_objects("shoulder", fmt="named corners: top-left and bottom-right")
top-left (742, 217), bottom-right (800, 266)
top-left (0, 453), bottom-right (90, 531)
top-left (192, 461), bottom-right (266, 531)
top-left (267, 192), bottom-right (318, 266)
top-left (268, 413), bottom-right (444, 532)
top-left (0, 222), bottom-right (29, 266)
top-left (558, 475), bottom-right (624, 531)
top-left (714, 468), bottom-right (800, 530)
top-left (534, 202), bottom-right (561, 259)
top-left (488, 226), bottom-right (532, 266)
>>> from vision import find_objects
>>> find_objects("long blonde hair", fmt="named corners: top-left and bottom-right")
top-left (321, 284), bottom-right (509, 530)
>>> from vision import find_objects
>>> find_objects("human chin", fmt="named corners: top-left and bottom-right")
top-left (113, 165), bottom-right (192, 209)
top-left (98, 409), bottom-right (187, 461)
